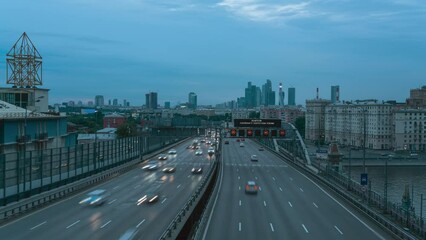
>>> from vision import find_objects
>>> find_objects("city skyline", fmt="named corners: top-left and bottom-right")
top-left (0, 1), bottom-right (425, 105)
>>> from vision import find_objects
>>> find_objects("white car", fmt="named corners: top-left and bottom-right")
top-left (142, 161), bottom-right (158, 171)
top-left (207, 147), bottom-right (215, 154)
top-left (195, 149), bottom-right (203, 155)
top-left (168, 149), bottom-right (177, 154)
top-left (79, 189), bottom-right (109, 206)
top-left (250, 155), bottom-right (258, 161)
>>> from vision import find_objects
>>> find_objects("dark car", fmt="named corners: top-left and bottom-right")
top-left (259, 147), bottom-right (264, 151)
top-left (191, 167), bottom-right (203, 174)
top-left (224, 140), bottom-right (229, 144)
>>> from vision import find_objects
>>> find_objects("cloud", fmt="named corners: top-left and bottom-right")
top-left (217, 0), bottom-right (311, 22)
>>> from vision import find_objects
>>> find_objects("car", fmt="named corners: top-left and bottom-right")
top-left (168, 149), bottom-right (177, 154)
top-left (137, 192), bottom-right (160, 205)
top-left (250, 155), bottom-right (258, 161)
top-left (239, 143), bottom-right (244, 147)
top-left (207, 147), bottom-right (215, 154)
top-left (224, 140), bottom-right (229, 145)
top-left (142, 161), bottom-right (158, 171)
top-left (79, 189), bottom-right (109, 206)
top-left (236, 139), bottom-right (240, 142)
top-left (162, 167), bottom-right (176, 173)
top-left (191, 167), bottom-right (203, 174)
top-left (195, 149), bottom-right (203, 155)
top-left (259, 147), bottom-right (264, 151)
top-left (158, 154), bottom-right (168, 160)
top-left (245, 181), bottom-right (258, 194)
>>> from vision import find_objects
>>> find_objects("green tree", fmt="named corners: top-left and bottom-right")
top-left (294, 116), bottom-right (305, 138)
top-left (116, 122), bottom-right (138, 138)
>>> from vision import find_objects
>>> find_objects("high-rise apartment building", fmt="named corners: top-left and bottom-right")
top-left (288, 87), bottom-right (296, 106)
top-left (95, 95), bottom-right (104, 107)
top-left (188, 92), bottom-right (197, 109)
top-left (145, 92), bottom-right (158, 109)
top-left (245, 82), bottom-right (257, 108)
top-left (164, 101), bottom-right (170, 109)
top-left (331, 85), bottom-right (340, 103)
top-left (113, 99), bottom-right (118, 106)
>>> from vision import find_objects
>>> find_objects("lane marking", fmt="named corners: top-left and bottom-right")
top-left (270, 223), bottom-right (275, 232)
top-left (313, 202), bottom-right (318, 208)
top-left (136, 219), bottom-right (146, 228)
top-left (134, 185), bottom-right (141, 189)
top-left (239, 200), bottom-right (242, 206)
top-left (30, 221), bottom-right (47, 230)
top-left (113, 186), bottom-right (120, 190)
top-left (279, 187), bottom-right (283, 192)
top-left (237, 168), bottom-right (239, 172)
top-left (255, 176), bottom-right (258, 180)
top-left (239, 222), bottom-right (242, 231)
top-left (177, 184), bottom-right (181, 189)
top-left (288, 202), bottom-right (293, 208)
top-left (100, 220), bottom-right (112, 229)
top-left (66, 220), bottom-right (80, 229)
top-left (302, 224), bottom-right (309, 233)
top-left (161, 198), bottom-right (167, 204)
top-left (335, 226), bottom-right (343, 235)
top-left (299, 188), bottom-right (304, 192)
top-left (108, 199), bottom-right (117, 205)
top-left (238, 176), bottom-right (240, 180)
top-left (259, 186), bottom-right (262, 191)
top-left (187, 175), bottom-right (191, 178)
top-left (290, 177), bottom-right (293, 181)
top-left (239, 186), bottom-right (241, 191)
top-left (272, 177), bottom-right (276, 181)
top-left (264, 201), bottom-right (267, 207)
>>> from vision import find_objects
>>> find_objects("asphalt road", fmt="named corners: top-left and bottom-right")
top-left (0, 138), bottom-right (214, 240)
top-left (203, 138), bottom-right (395, 240)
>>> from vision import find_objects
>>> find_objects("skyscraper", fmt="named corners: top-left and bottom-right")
top-left (279, 83), bottom-right (285, 106)
top-left (113, 99), bottom-right (118, 106)
top-left (261, 79), bottom-right (275, 106)
top-left (288, 87), bottom-right (296, 106)
top-left (95, 95), bottom-right (104, 107)
top-left (145, 92), bottom-right (158, 109)
top-left (331, 85), bottom-right (340, 103)
top-left (188, 92), bottom-right (197, 109)
top-left (164, 101), bottom-right (170, 109)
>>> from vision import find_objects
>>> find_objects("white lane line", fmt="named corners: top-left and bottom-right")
top-left (100, 220), bottom-right (112, 229)
top-left (279, 187), bottom-right (283, 192)
top-left (263, 201), bottom-right (267, 207)
top-left (272, 177), bottom-right (276, 181)
top-left (113, 186), bottom-right (119, 190)
top-left (239, 186), bottom-right (241, 191)
top-left (239, 222), bottom-right (242, 231)
top-left (270, 223), bottom-right (275, 232)
top-left (161, 198), bottom-right (167, 204)
top-left (133, 176), bottom-right (138, 179)
top-left (66, 220), bottom-right (80, 229)
top-left (136, 219), bottom-right (146, 228)
top-left (259, 186), bottom-right (262, 191)
top-left (134, 185), bottom-right (141, 189)
top-left (238, 176), bottom-right (240, 180)
top-left (302, 224), bottom-right (309, 233)
top-left (335, 226), bottom-right (343, 235)
top-left (30, 221), bottom-right (47, 230)
top-left (255, 176), bottom-right (258, 180)
top-left (237, 168), bottom-right (239, 172)
top-left (290, 177), bottom-right (293, 181)
top-left (108, 199), bottom-right (117, 205)
top-left (187, 175), bottom-right (191, 178)
top-left (177, 184), bottom-right (181, 189)
top-left (299, 188), bottom-right (304, 192)
top-left (313, 202), bottom-right (318, 208)
top-left (239, 200), bottom-right (242, 206)
top-left (288, 202), bottom-right (293, 207)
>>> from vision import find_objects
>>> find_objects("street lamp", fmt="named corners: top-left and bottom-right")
top-left (383, 155), bottom-right (390, 213)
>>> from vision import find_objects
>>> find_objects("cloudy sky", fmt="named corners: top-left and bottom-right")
top-left (0, 0), bottom-right (425, 106)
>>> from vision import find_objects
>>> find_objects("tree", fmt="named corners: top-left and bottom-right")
top-left (294, 116), bottom-right (305, 138)
top-left (248, 111), bottom-right (260, 119)
top-left (116, 122), bottom-right (137, 138)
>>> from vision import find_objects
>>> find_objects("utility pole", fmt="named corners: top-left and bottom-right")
top-left (363, 108), bottom-right (367, 173)
top-left (384, 156), bottom-right (389, 213)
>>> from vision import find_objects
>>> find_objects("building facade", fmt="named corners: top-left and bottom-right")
top-left (288, 87), bottom-right (296, 106)
top-left (103, 113), bottom-right (126, 128)
top-left (331, 85), bottom-right (340, 103)
top-left (95, 95), bottom-right (104, 107)
top-left (145, 92), bottom-right (158, 109)
top-left (406, 86), bottom-right (426, 108)
top-left (260, 106), bottom-right (304, 124)
top-left (394, 109), bottom-right (426, 152)
top-left (188, 92), bottom-right (197, 109)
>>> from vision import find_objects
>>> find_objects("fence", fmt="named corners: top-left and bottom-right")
top-left (0, 135), bottom-right (184, 206)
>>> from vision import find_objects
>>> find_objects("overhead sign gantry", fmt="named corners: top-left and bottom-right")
top-left (229, 119), bottom-right (286, 138)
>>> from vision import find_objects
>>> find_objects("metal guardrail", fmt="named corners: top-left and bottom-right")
top-left (0, 137), bottom-right (189, 222)
top-left (159, 157), bottom-right (218, 239)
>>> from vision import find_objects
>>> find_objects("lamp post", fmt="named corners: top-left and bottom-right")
top-left (362, 108), bottom-right (367, 173)
top-left (383, 155), bottom-right (389, 213)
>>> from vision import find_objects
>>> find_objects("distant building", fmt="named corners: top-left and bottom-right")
top-left (245, 82), bottom-right (259, 108)
top-left (113, 99), bottom-right (118, 106)
top-left (108, 99), bottom-right (111, 106)
top-left (103, 113), bottom-right (126, 128)
top-left (305, 99), bottom-right (331, 142)
top-left (164, 101), bottom-right (171, 109)
top-left (260, 106), bottom-right (304, 124)
top-left (406, 85), bottom-right (426, 108)
top-left (288, 87), bottom-right (296, 106)
top-left (188, 92), bottom-right (197, 109)
top-left (87, 101), bottom-right (94, 107)
top-left (261, 79), bottom-right (275, 106)
top-left (331, 85), bottom-right (340, 103)
top-left (278, 83), bottom-right (285, 106)
top-left (394, 109), bottom-right (426, 151)
top-left (95, 95), bottom-right (104, 107)
top-left (145, 92), bottom-right (158, 109)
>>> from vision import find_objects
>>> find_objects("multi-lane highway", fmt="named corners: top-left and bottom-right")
top-left (202, 138), bottom-right (395, 240)
top-left (0, 139), bottom-right (214, 240)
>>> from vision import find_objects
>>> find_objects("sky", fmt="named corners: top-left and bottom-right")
top-left (0, 0), bottom-right (425, 106)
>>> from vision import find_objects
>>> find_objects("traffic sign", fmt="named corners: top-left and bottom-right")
top-left (360, 173), bottom-right (368, 186)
